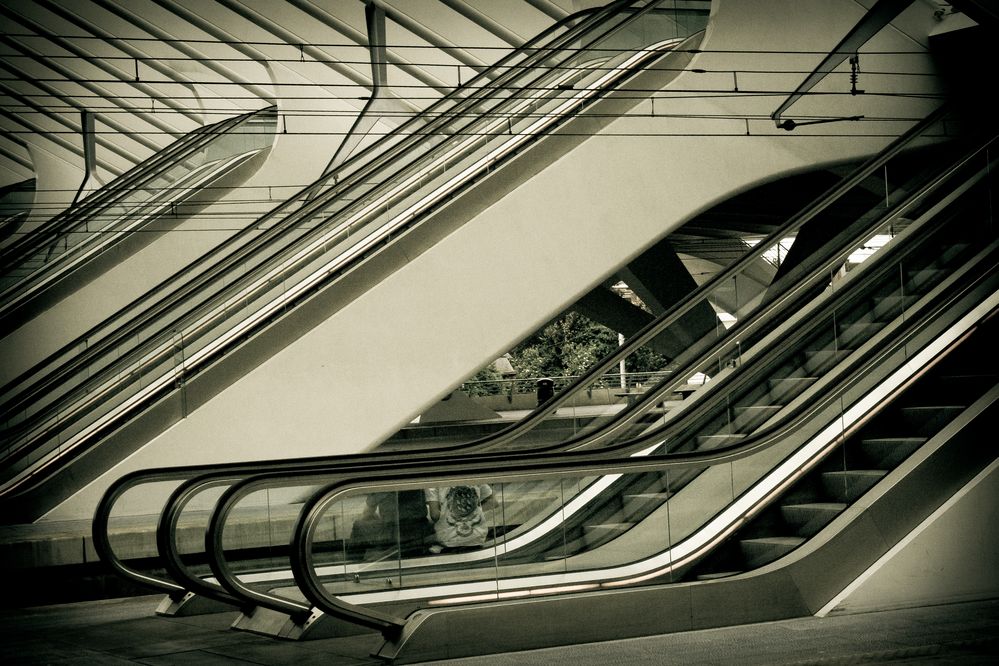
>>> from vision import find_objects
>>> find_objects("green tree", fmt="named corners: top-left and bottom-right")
top-left (509, 311), bottom-right (668, 382)
top-left (464, 311), bottom-right (672, 395)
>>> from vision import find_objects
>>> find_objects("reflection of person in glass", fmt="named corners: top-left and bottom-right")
top-left (425, 484), bottom-right (496, 553)
top-left (347, 491), bottom-right (431, 559)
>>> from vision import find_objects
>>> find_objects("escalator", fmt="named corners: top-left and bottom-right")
top-left (2, 1), bottom-right (715, 522)
top-left (293, 212), bottom-right (997, 664)
top-left (64, 1), bottom-right (990, 658)
top-left (8, 0), bottom-right (945, 532)
top-left (0, 105), bottom-right (276, 331)
top-left (183, 124), bottom-right (995, 640)
top-left (372, 305), bottom-right (998, 663)
top-left (90, 118), bottom-right (997, 641)
top-left (684, 318), bottom-right (997, 581)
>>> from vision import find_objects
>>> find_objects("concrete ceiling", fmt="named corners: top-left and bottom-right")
top-left (0, 0), bottom-right (578, 187)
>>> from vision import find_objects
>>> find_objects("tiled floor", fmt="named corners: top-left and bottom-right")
top-left (2, 595), bottom-right (997, 664)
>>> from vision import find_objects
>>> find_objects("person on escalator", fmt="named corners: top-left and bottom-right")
top-left (425, 484), bottom-right (497, 554)
top-left (347, 490), bottom-right (432, 560)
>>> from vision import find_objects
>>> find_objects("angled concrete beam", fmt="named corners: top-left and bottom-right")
top-left (0, 44), bottom-right (165, 153)
top-left (525, 0), bottom-right (570, 21)
top-left (88, 0), bottom-right (274, 106)
top-left (0, 81), bottom-right (137, 172)
top-left (0, 138), bottom-right (33, 172)
top-left (369, 0), bottom-right (488, 73)
top-left (617, 237), bottom-right (698, 315)
top-left (289, 0), bottom-right (453, 97)
top-left (572, 282), bottom-right (711, 362)
top-left (0, 107), bottom-right (116, 176)
top-left (205, 0), bottom-right (367, 90)
top-left (616, 237), bottom-right (720, 357)
top-left (0, 3), bottom-right (201, 128)
top-left (574, 284), bottom-right (655, 338)
top-left (771, 0), bottom-right (913, 128)
top-left (438, 0), bottom-right (527, 48)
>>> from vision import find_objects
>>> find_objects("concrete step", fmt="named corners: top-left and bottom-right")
top-left (906, 267), bottom-right (946, 293)
top-left (695, 571), bottom-right (741, 581)
top-left (768, 377), bottom-right (818, 404)
top-left (695, 433), bottom-right (746, 450)
top-left (897, 405), bottom-right (965, 436)
top-left (935, 241), bottom-right (970, 266)
top-left (871, 294), bottom-right (915, 321)
top-left (799, 349), bottom-right (852, 375)
top-left (837, 321), bottom-right (883, 348)
top-left (622, 492), bottom-right (671, 520)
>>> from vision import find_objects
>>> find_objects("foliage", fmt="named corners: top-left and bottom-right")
top-left (465, 311), bottom-right (671, 393)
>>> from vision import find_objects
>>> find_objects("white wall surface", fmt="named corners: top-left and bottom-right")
top-left (45, 0), bottom-right (950, 520)
top-left (0, 98), bottom-right (354, 384)
top-left (825, 460), bottom-right (999, 613)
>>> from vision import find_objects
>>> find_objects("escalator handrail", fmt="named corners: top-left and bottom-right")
top-left (0, 107), bottom-right (257, 281)
top-left (1, 149), bottom-right (264, 321)
top-left (200, 174), bottom-right (999, 623)
top-left (0, 119), bottom-right (217, 269)
top-left (3, 22), bottom-right (695, 489)
top-left (0, 1), bottom-right (650, 427)
top-left (286, 243), bottom-right (999, 635)
top-left (91, 109), bottom-right (977, 597)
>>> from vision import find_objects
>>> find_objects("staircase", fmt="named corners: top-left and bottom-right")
top-left (687, 311), bottom-right (997, 580)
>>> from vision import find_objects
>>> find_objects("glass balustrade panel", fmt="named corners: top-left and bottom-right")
top-left (103, 480), bottom-right (187, 588)
top-left (218, 484), bottom-right (322, 603)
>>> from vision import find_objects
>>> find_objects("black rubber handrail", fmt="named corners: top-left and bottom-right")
top-left (0, 0), bottom-right (635, 433)
top-left (287, 244), bottom-right (998, 636)
top-left (0, 108), bottom-right (255, 285)
top-left (0, 124), bottom-right (275, 329)
top-left (91, 105), bottom-right (965, 599)
top-left (2, 2), bottom-right (697, 494)
top-left (200, 166), bottom-right (999, 623)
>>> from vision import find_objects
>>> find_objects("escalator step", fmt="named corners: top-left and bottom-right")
top-left (582, 523), bottom-right (632, 547)
top-left (622, 492), bottom-right (672, 520)
top-left (768, 377), bottom-right (818, 403)
top-left (820, 470), bottom-right (886, 502)
top-left (858, 437), bottom-right (927, 469)
top-left (903, 374), bottom-right (996, 404)
top-left (801, 349), bottom-right (852, 375)
top-left (905, 268), bottom-right (946, 293)
top-left (936, 241), bottom-right (970, 265)
top-left (731, 405), bottom-right (782, 432)
top-left (871, 294), bottom-right (915, 321)
top-left (739, 536), bottom-right (805, 568)
top-left (897, 405), bottom-right (964, 435)
top-left (696, 433), bottom-right (746, 449)
top-left (838, 321), bottom-right (883, 348)
top-left (780, 502), bottom-right (847, 537)
top-left (695, 571), bottom-right (741, 581)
